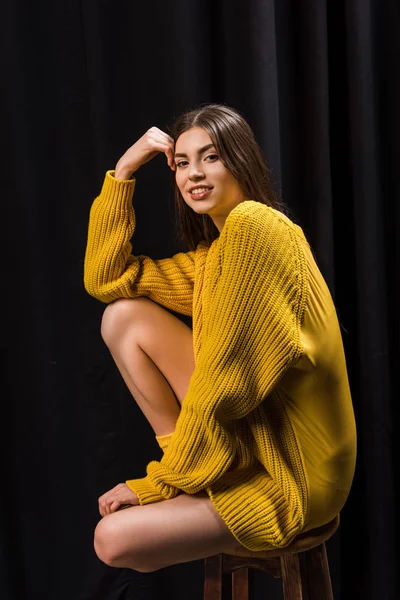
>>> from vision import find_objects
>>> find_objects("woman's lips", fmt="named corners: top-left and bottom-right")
top-left (189, 188), bottom-right (213, 200)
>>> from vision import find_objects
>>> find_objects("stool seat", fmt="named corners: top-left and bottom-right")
top-left (204, 514), bottom-right (340, 600)
top-left (228, 513), bottom-right (340, 558)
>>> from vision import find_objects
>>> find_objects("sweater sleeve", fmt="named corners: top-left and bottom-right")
top-left (84, 170), bottom-right (204, 315)
top-left (126, 203), bottom-right (308, 504)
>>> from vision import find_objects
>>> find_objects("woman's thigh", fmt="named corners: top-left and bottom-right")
top-left (94, 491), bottom-right (241, 572)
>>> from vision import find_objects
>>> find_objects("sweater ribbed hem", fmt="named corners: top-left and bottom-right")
top-left (206, 467), bottom-right (304, 552)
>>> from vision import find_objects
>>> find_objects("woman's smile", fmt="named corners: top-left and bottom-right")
top-left (189, 187), bottom-right (214, 200)
top-left (174, 127), bottom-right (247, 232)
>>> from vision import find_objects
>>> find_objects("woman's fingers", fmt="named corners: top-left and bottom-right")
top-left (150, 128), bottom-right (175, 170)
top-left (98, 492), bottom-right (106, 516)
top-left (153, 127), bottom-right (174, 144)
top-left (163, 144), bottom-right (176, 169)
top-left (151, 142), bottom-right (175, 170)
top-left (109, 499), bottom-right (120, 513)
top-left (98, 488), bottom-right (113, 516)
top-left (98, 483), bottom-right (139, 516)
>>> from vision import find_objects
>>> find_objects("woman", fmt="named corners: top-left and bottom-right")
top-left (84, 103), bottom-right (357, 573)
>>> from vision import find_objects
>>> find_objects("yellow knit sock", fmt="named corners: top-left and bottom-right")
top-left (155, 432), bottom-right (174, 453)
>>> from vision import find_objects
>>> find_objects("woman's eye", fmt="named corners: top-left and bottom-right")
top-left (176, 155), bottom-right (218, 168)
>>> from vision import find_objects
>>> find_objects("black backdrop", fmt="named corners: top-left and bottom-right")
top-left (2, 1), bottom-right (399, 599)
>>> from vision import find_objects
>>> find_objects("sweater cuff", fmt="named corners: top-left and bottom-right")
top-left (97, 170), bottom-right (136, 212)
top-left (155, 432), bottom-right (174, 453)
top-left (125, 476), bottom-right (166, 505)
top-left (109, 169), bottom-right (136, 183)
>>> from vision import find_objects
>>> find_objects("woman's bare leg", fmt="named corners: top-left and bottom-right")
top-left (100, 297), bottom-right (195, 435)
top-left (94, 491), bottom-right (241, 572)
top-left (97, 297), bottom-right (247, 570)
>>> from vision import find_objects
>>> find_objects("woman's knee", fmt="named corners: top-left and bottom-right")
top-left (94, 514), bottom-right (147, 571)
top-left (101, 297), bottom-right (150, 347)
top-left (94, 515), bottom-right (121, 567)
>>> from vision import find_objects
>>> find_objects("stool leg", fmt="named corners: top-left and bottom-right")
top-left (303, 543), bottom-right (334, 600)
top-left (281, 554), bottom-right (303, 600)
top-left (204, 554), bottom-right (223, 600)
top-left (232, 567), bottom-right (249, 600)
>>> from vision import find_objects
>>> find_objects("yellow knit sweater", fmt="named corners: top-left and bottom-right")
top-left (84, 171), bottom-right (357, 551)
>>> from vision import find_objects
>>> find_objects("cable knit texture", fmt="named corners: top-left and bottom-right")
top-left (84, 171), bottom-right (357, 551)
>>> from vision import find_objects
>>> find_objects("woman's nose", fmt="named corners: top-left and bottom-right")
top-left (188, 163), bottom-right (204, 179)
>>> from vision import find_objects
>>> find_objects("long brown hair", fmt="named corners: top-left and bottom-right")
top-left (168, 103), bottom-right (288, 251)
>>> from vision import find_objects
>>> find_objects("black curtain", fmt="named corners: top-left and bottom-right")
top-left (2, 1), bottom-right (399, 599)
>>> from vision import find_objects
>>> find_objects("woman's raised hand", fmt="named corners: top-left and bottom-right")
top-left (114, 126), bottom-right (176, 180)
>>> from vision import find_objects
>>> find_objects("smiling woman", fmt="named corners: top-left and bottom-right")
top-left (83, 103), bottom-right (357, 573)
top-left (173, 127), bottom-right (248, 233)
top-left (169, 104), bottom-right (286, 249)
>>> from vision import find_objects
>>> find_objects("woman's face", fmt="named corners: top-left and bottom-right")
top-left (174, 127), bottom-right (247, 233)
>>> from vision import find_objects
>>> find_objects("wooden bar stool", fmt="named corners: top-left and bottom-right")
top-left (203, 514), bottom-right (339, 600)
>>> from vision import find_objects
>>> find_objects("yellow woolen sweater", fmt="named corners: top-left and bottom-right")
top-left (84, 171), bottom-right (357, 551)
